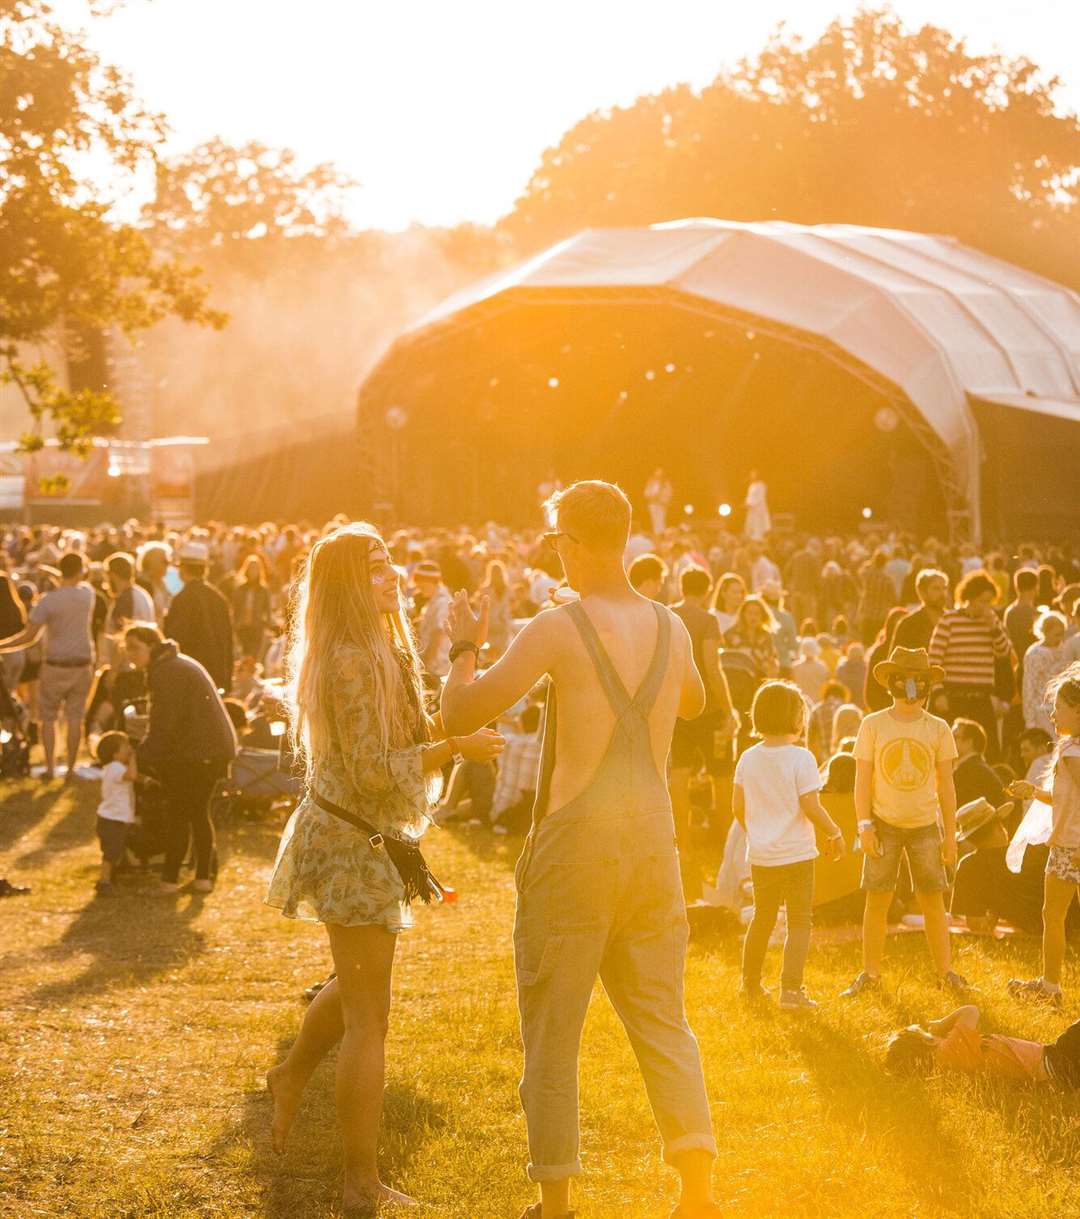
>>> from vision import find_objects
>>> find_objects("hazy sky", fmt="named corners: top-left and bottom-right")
top-left (63, 0), bottom-right (1080, 230)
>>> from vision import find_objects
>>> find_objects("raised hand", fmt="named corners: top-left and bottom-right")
top-left (447, 590), bottom-right (489, 649)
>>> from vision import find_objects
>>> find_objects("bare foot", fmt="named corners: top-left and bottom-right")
top-left (377, 1183), bottom-right (421, 1208)
top-left (342, 1182), bottom-right (421, 1212)
top-left (266, 1065), bottom-right (303, 1155)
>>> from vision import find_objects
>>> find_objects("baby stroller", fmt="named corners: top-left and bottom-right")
top-left (210, 745), bottom-right (302, 827)
top-left (0, 675), bottom-right (31, 780)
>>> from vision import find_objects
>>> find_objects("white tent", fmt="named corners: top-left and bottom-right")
top-left (359, 220), bottom-right (1080, 538)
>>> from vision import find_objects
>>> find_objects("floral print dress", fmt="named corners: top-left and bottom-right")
top-left (265, 649), bottom-right (438, 932)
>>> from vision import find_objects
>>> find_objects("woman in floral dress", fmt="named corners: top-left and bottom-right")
top-left (265, 523), bottom-right (503, 1216)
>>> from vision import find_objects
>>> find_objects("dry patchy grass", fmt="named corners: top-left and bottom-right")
top-left (1, 781), bottom-right (1077, 1218)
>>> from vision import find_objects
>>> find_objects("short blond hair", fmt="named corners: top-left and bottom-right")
top-left (544, 480), bottom-right (631, 552)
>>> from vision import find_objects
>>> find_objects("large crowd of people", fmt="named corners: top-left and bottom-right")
top-left (2, 496), bottom-right (1079, 1218)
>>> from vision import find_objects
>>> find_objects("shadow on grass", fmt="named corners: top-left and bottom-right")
top-left (211, 1033), bottom-right (446, 1218)
top-left (789, 1017), bottom-right (979, 1215)
top-left (0, 783), bottom-right (64, 854)
top-left (26, 886), bottom-right (209, 1005)
top-left (14, 784), bottom-right (97, 867)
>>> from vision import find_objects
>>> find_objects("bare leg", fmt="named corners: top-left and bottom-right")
top-left (675, 1149), bottom-right (715, 1210)
top-left (41, 719), bottom-right (56, 777)
top-left (1042, 876), bottom-right (1076, 986)
top-left (539, 1179), bottom-right (571, 1218)
top-left (267, 974), bottom-right (345, 1153)
top-left (862, 890), bottom-right (893, 976)
top-left (327, 922), bottom-right (417, 1211)
top-left (916, 890), bottom-right (952, 976)
top-left (64, 711), bottom-right (81, 778)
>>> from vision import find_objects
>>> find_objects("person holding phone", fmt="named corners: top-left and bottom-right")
top-left (841, 647), bottom-right (963, 997)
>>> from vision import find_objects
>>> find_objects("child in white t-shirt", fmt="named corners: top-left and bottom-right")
top-left (733, 681), bottom-right (845, 1009)
top-left (95, 731), bottom-right (137, 894)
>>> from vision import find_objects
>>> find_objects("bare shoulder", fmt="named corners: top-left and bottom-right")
top-left (514, 603), bottom-right (574, 653)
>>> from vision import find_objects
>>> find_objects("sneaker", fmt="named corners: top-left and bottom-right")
top-left (190, 879), bottom-right (213, 893)
top-left (938, 970), bottom-right (970, 993)
top-left (841, 971), bottom-right (881, 998)
top-left (780, 987), bottom-right (819, 1011)
top-left (156, 881), bottom-right (181, 895)
top-left (1007, 977), bottom-right (1063, 1007)
top-left (94, 880), bottom-right (115, 895)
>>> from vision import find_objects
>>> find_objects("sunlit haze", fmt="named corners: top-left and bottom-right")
top-left (64, 0), bottom-right (1080, 231)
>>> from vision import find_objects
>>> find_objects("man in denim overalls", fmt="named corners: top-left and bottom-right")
top-left (443, 481), bottom-right (719, 1219)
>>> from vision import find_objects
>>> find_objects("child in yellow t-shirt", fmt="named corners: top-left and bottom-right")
top-left (840, 647), bottom-right (962, 997)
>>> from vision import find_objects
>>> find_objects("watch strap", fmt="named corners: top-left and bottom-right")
top-left (449, 640), bottom-right (480, 664)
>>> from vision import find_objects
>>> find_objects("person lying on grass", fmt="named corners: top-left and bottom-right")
top-left (884, 1004), bottom-right (1080, 1088)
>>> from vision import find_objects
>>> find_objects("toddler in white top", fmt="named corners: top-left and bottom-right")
top-left (95, 731), bottom-right (137, 894)
top-left (733, 681), bottom-right (844, 1010)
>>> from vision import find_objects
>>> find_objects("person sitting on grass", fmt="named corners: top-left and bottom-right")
top-left (734, 680), bottom-right (845, 1010)
top-left (94, 731), bottom-right (137, 895)
top-left (884, 1004), bottom-right (1080, 1089)
top-left (841, 646), bottom-right (964, 997)
top-left (1006, 662), bottom-right (1080, 1006)
top-left (949, 796), bottom-right (1035, 935)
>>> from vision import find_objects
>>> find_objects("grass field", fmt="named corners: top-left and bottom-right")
top-left (1, 780), bottom-right (1078, 1219)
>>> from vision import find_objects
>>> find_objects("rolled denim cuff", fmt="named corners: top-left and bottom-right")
top-left (663, 1131), bottom-right (718, 1165)
top-left (527, 1157), bottom-right (583, 1182)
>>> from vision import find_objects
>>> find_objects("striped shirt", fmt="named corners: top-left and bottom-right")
top-left (929, 609), bottom-right (1010, 688)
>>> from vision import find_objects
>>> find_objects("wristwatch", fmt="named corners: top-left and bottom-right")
top-left (449, 640), bottom-right (480, 664)
top-left (857, 819), bottom-right (874, 833)
top-left (447, 737), bottom-right (465, 764)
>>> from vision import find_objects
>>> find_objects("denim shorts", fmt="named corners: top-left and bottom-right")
top-left (861, 818), bottom-right (947, 894)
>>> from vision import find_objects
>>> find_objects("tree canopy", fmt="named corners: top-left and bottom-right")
top-left (503, 7), bottom-right (1080, 289)
top-left (145, 137), bottom-right (357, 257)
top-left (0, 0), bottom-right (225, 454)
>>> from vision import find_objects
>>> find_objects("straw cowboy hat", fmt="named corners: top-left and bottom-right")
top-left (956, 796), bottom-right (1014, 844)
top-left (872, 645), bottom-right (945, 687)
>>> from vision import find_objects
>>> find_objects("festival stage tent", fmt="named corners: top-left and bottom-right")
top-left (356, 220), bottom-right (1080, 538)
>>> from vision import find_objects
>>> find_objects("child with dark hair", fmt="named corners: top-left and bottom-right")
top-left (884, 1004), bottom-right (1080, 1089)
top-left (733, 680), bottom-right (845, 1009)
top-left (94, 730), bottom-right (136, 894)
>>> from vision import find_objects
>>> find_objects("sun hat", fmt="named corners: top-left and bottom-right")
top-left (956, 796), bottom-right (1014, 844)
top-left (872, 645), bottom-right (945, 687)
top-left (413, 560), bottom-right (442, 581)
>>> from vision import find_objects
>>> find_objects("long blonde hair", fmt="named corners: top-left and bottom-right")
top-left (287, 522), bottom-right (424, 778)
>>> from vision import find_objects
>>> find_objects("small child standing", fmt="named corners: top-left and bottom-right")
top-left (734, 680), bottom-right (845, 1009)
top-left (1007, 662), bottom-right (1080, 1005)
top-left (95, 731), bottom-right (137, 894)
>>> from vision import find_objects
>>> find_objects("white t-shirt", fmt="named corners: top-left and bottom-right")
top-left (734, 742), bottom-right (823, 866)
top-left (98, 760), bottom-right (135, 823)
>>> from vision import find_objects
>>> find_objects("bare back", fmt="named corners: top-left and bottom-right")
top-left (541, 594), bottom-right (689, 815)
